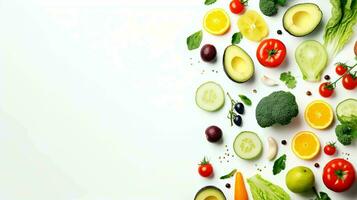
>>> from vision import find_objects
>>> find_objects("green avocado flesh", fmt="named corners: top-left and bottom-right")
top-left (223, 45), bottom-right (254, 83)
top-left (194, 186), bottom-right (226, 200)
top-left (283, 3), bottom-right (322, 37)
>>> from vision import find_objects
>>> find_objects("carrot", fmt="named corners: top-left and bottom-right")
top-left (234, 171), bottom-right (249, 200)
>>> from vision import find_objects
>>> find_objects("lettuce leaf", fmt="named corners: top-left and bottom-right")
top-left (247, 174), bottom-right (291, 200)
top-left (323, 0), bottom-right (357, 56)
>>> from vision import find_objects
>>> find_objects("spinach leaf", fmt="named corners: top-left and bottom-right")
top-left (238, 94), bottom-right (252, 106)
top-left (186, 30), bottom-right (203, 50)
top-left (273, 154), bottom-right (286, 175)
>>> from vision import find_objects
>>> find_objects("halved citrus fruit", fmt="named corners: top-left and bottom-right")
top-left (203, 8), bottom-right (230, 35)
top-left (305, 100), bottom-right (333, 129)
top-left (237, 10), bottom-right (268, 42)
top-left (292, 131), bottom-right (320, 160)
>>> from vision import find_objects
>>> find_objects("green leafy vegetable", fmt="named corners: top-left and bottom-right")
top-left (323, 0), bottom-right (357, 56)
top-left (239, 94), bottom-right (252, 106)
top-left (220, 169), bottom-right (237, 179)
top-left (273, 154), bottom-right (286, 175)
top-left (313, 187), bottom-right (331, 200)
top-left (186, 30), bottom-right (203, 50)
top-left (204, 0), bottom-right (216, 5)
top-left (232, 32), bottom-right (243, 44)
top-left (247, 174), bottom-right (291, 200)
top-left (280, 71), bottom-right (297, 89)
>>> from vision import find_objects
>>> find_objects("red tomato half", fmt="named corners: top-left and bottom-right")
top-left (323, 158), bottom-right (355, 192)
top-left (256, 39), bottom-right (286, 68)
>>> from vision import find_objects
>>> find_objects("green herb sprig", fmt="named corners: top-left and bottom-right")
top-left (227, 92), bottom-right (238, 126)
top-left (280, 71), bottom-right (297, 89)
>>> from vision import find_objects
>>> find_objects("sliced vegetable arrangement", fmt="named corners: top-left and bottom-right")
top-left (189, 0), bottom-right (357, 199)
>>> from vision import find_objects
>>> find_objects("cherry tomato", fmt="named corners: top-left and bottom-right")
top-left (256, 39), bottom-right (286, 68)
top-left (319, 82), bottom-right (334, 98)
top-left (324, 142), bottom-right (336, 156)
top-left (335, 64), bottom-right (348, 76)
top-left (229, 0), bottom-right (245, 14)
top-left (323, 158), bottom-right (355, 192)
top-left (342, 74), bottom-right (357, 90)
top-left (198, 157), bottom-right (213, 177)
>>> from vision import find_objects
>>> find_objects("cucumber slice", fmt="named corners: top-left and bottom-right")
top-left (336, 98), bottom-right (357, 126)
top-left (195, 81), bottom-right (225, 112)
top-left (233, 131), bottom-right (262, 160)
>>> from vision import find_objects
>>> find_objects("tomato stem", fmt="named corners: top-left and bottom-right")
top-left (326, 62), bottom-right (357, 89)
top-left (335, 169), bottom-right (345, 179)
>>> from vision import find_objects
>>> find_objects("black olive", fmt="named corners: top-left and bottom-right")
top-left (234, 103), bottom-right (244, 114)
top-left (233, 115), bottom-right (242, 126)
top-left (281, 140), bottom-right (287, 145)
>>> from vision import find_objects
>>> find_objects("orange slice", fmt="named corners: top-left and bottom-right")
top-left (203, 8), bottom-right (230, 35)
top-left (305, 100), bottom-right (333, 129)
top-left (292, 131), bottom-right (320, 160)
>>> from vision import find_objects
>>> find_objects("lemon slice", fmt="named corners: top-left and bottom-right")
top-left (305, 100), bottom-right (334, 129)
top-left (203, 8), bottom-right (230, 35)
top-left (292, 131), bottom-right (320, 160)
top-left (237, 10), bottom-right (269, 42)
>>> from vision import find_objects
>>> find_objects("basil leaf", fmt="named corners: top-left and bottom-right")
top-left (232, 32), bottom-right (243, 45)
top-left (186, 30), bottom-right (203, 50)
top-left (319, 192), bottom-right (331, 200)
top-left (273, 154), bottom-right (286, 175)
top-left (239, 94), bottom-right (252, 106)
top-left (204, 0), bottom-right (217, 5)
top-left (220, 169), bottom-right (237, 179)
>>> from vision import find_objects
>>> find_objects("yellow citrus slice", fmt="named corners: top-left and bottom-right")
top-left (305, 100), bottom-right (333, 129)
top-left (237, 10), bottom-right (269, 42)
top-left (292, 131), bottom-right (320, 160)
top-left (203, 8), bottom-right (230, 35)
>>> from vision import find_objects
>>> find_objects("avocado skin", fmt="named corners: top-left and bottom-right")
top-left (194, 186), bottom-right (226, 200)
top-left (223, 45), bottom-right (255, 83)
top-left (282, 3), bottom-right (322, 37)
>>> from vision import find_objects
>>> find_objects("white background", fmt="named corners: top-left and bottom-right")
top-left (0, 0), bottom-right (356, 199)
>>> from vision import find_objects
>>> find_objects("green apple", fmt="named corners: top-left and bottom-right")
top-left (286, 166), bottom-right (315, 193)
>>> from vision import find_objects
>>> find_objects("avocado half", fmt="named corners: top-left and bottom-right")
top-left (194, 186), bottom-right (226, 200)
top-left (283, 3), bottom-right (322, 37)
top-left (223, 45), bottom-right (254, 83)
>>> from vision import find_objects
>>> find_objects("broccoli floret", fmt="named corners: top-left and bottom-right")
top-left (259, 0), bottom-right (277, 16)
top-left (335, 124), bottom-right (355, 145)
top-left (256, 91), bottom-right (299, 128)
top-left (274, 0), bottom-right (286, 6)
